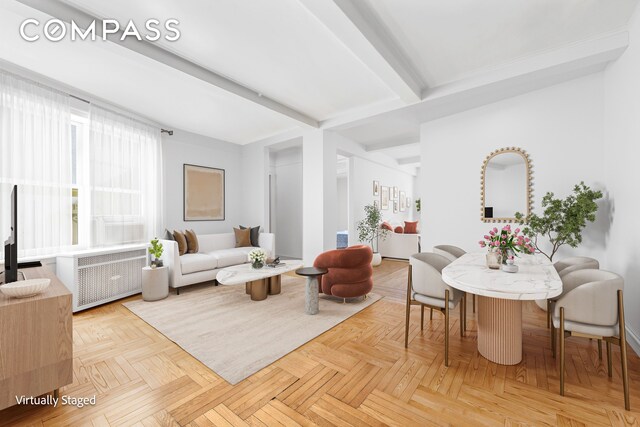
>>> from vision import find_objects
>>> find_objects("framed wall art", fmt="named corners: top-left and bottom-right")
top-left (373, 180), bottom-right (380, 196)
top-left (381, 186), bottom-right (390, 210)
top-left (184, 164), bottom-right (225, 221)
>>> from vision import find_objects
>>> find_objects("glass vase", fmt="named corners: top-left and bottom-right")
top-left (252, 260), bottom-right (264, 269)
top-left (486, 251), bottom-right (502, 269)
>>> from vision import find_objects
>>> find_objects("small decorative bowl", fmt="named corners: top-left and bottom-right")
top-left (501, 264), bottom-right (519, 273)
top-left (0, 278), bottom-right (51, 298)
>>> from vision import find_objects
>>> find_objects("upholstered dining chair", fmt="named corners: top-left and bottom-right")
top-left (550, 269), bottom-right (629, 410)
top-left (433, 245), bottom-right (475, 313)
top-left (405, 253), bottom-right (465, 367)
top-left (541, 256), bottom-right (600, 328)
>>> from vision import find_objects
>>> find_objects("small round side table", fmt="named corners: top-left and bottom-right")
top-left (142, 266), bottom-right (169, 301)
top-left (295, 267), bottom-right (328, 315)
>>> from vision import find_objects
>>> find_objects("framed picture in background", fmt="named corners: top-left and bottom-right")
top-left (374, 199), bottom-right (380, 209)
top-left (381, 186), bottom-right (390, 210)
top-left (393, 186), bottom-right (398, 200)
top-left (184, 164), bottom-right (225, 221)
top-left (399, 191), bottom-right (406, 211)
top-left (393, 200), bottom-right (398, 213)
top-left (373, 180), bottom-right (380, 196)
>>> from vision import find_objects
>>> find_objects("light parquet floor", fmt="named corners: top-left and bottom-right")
top-left (1, 259), bottom-right (639, 426)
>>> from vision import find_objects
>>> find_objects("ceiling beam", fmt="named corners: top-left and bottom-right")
top-left (397, 155), bottom-right (420, 165)
top-left (299, 0), bottom-right (423, 103)
top-left (324, 31), bottom-right (628, 131)
top-left (364, 135), bottom-right (419, 152)
top-left (15, 0), bottom-right (319, 128)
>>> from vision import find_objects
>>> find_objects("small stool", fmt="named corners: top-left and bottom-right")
top-left (295, 267), bottom-right (328, 315)
top-left (142, 266), bottom-right (169, 301)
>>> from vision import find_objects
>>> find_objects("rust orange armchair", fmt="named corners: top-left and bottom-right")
top-left (313, 245), bottom-right (373, 300)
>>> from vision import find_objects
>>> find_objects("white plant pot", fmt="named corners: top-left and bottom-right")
top-left (371, 252), bottom-right (382, 267)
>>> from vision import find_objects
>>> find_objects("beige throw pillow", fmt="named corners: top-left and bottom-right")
top-left (233, 227), bottom-right (252, 248)
top-left (185, 229), bottom-right (199, 253)
top-left (173, 230), bottom-right (188, 256)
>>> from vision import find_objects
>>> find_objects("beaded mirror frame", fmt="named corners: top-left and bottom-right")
top-left (480, 147), bottom-right (533, 223)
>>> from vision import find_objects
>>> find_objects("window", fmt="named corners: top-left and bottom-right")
top-left (1, 70), bottom-right (161, 257)
top-left (70, 111), bottom-right (89, 248)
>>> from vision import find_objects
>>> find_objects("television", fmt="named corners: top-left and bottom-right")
top-left (3, 185), bottom-right (17, 284)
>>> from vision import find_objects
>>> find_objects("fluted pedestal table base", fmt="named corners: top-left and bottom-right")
top-left (477, 296), bottom-right (523, 365)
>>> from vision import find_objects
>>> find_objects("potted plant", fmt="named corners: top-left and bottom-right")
top-left (515, 182), bottom-right (602, 262)
top-left (356, 204), bottom-right (389, 266)
top-left (149, 238), bottom-right (164, 268)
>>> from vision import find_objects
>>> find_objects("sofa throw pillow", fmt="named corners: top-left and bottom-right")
top-left (381, 222), bottom-right (393, 231)
top-left (404, 221), bottom-right (419, 234)
top-left (185, 229), bottom-right (199, 253)
top-left (394, 226), bottom-right (404, 234)
top-left (173, 230), bottom-right (188, 255)
top-left (163, 229), bottom-right (174, 241)
top-left (239, 225), bottom-right (261, 247)
top-left (234, 227), bottom-right (252, 247)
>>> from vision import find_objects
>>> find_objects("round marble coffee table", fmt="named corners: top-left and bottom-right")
top-left (295, 267), bottom-right (328, 315)
top-left (442, 253), bottom-right (562, 365)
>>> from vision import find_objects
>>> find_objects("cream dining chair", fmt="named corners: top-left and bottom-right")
top-left (405, 253), bottom-right (465, 367)
top-left (433, 245), bottom-right (475, 313)
top-left (550, 269), bottom-right (629, 410)
top-left (542, 256), bottom-right (600, 328)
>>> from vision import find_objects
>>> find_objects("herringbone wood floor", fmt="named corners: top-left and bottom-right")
top-left (1, 259), bottom-right (639, 426)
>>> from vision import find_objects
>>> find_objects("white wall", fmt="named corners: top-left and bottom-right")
top-left (603, 6), bottom-right (640, 351)
top-left (349, 156), bottom-right (415, 245)
top-left (272, 147), bottom-right (303, 258)
top-left (302, 130), bottom-right (337, 263)
top-left (412, 167), bottom-right (421, 217)
top-left (420, 73), bottom-right (608, 262)
top-left (240, 143), bottom-right (270, 231)
top-left (162, 129), bottom-right (243, 234)
top-left (337, 176), bottom-right (349, 231)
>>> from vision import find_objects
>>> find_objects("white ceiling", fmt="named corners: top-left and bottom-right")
top-left (0, 0), bottom-right (638, 163)
top-left (366, 0), bottom-right (638, 88)
top-left (0, 1), bottom-right (301, 144)
top-left (59, 0), bottom-right (398, 121)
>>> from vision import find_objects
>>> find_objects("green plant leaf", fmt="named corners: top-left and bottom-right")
top-left (515, 182), bottom-right (601, 262)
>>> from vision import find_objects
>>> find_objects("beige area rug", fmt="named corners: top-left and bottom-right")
top-left (123, 276), bottom-right (381, 384)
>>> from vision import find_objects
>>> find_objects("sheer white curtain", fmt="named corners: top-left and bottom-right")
top-left (88, 105), bottom-right (162, 246)
top-left (0, 71), bottom-right (73, 257)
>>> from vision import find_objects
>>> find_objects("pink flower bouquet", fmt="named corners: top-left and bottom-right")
top-left (478, 224), bottom-right (535, 256)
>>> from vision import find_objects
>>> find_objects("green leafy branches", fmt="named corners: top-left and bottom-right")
top-left (356, 204), bottom-right (389, 252)
top-left (515, 182), bottom-right (602, 262)
top-left (149, 237), bottom-right (164, 260)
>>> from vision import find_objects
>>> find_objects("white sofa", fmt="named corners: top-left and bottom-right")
top-left (160, 232), bottom-right (275, 294)
top-left (378, 232), bottom-right (420, 260)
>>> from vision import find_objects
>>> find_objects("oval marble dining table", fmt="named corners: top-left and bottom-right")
top-left (442, 252), bottom-right (562, 365)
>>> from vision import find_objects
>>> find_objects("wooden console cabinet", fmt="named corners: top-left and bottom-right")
top-left (0, 266), bottom-right (73, 410)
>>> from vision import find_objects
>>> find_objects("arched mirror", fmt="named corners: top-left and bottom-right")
top-left (481, 147), bottom-right (533, 223)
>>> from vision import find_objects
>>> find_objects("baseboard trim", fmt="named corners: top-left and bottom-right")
top-left (625, 326), bottom-right (640, 357)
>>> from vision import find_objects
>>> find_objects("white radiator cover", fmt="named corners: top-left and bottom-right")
top-left (57, 245), bottom-right (148, 312)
